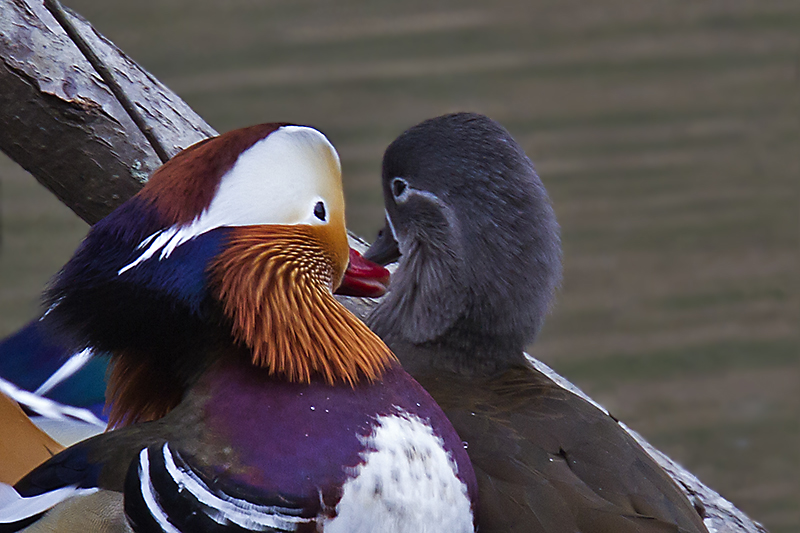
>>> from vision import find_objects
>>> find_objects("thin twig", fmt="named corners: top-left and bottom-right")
top-left (42, 0), bottom-right (171, 164)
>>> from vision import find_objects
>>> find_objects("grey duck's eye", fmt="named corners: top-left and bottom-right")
top-left (391, 177), bottom-right (409, 201)
top-left (313, 201), bottom-right (326, 221)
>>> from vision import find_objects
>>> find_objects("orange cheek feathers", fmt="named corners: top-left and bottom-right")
top-left (210, 225), bottom-right (395, 386)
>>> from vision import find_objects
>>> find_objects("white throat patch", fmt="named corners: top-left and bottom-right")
top-left (324, 411), bottom-right (473, 533)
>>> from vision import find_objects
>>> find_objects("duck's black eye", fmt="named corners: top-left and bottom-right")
top-left (391, 178), bottom-right (408, 200)
top-left (313, 201), bottom-right (326, 221)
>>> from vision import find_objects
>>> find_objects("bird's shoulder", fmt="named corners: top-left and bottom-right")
top-left (413, 362), bottom-right (707, 533)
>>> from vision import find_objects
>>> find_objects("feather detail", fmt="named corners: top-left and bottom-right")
top-left (211, 225), bottom-right (396, 386)
top-left (138, 123), bottom-right (288, 225)
top-left (106, 349), bottom-right (186, 428)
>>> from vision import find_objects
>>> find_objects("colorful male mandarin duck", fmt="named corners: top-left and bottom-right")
top-left (0, 251), bottom-right (384, 446)
top-left (364, 113), bottom-right (708, 533)
top-left (0, 319), bottom-right (108, 445)
top-left (0, 123), bottom-right (478, 533)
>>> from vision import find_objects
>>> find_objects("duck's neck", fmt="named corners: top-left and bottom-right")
top-left (106, 336), bottom-right (227, 427)
top-left (210, 225), bottom-right (397, 387)
top-left (107, 226), bottom-right (398, 426)
top-left (384, 328), bottom-right (530, 379)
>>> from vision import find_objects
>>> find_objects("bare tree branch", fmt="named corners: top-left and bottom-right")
top-left (41, 0), bottom-right (172, 164)
top-left (0, 1), bottom-right (766, 531)
top-left (0, 0), bottom-right (215, 224)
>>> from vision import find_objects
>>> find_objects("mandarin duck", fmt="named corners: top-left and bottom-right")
top-left (0, 319), bottom-right (108, 444)
top-left (0, 254), bottom-right (388, 468)
top-left (0, 250), bottom-right (384, 448)
top-left (364, 113), bottom-right (708, 533)
top-left (0, 123), bottom-right (477, 533)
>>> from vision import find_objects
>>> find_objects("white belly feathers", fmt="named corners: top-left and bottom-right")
top-left (324, 410), bottom-right (474, 533)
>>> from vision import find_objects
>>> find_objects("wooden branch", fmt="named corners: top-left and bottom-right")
top-left (0, 1), bottom-right (766, 531)
top-left (0, 0), bottom-right (215, 224)
top-left (41, 0), bottom-right (171, 164)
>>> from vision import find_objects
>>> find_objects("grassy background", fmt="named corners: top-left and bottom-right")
top-left (0, 0), bottom-right (797, 530)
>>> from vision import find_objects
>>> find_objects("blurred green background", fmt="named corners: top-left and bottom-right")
top-left (0, 0), bottom-right (797, 530)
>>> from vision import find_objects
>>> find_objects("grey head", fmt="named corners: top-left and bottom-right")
top-left (365, 113), bottom-right (562, 368)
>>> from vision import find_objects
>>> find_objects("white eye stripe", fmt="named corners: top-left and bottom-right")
top-left (384, 188), bottom-right (446, 238)
top-left (387, 188), bottom-right (459, 243)
top-left (392, 186), bottom-right (443, 208)
top-left (117, 126), bottom-right (341, 276)
top-left (384, 210), bottom-right (399, 241)
top-left (405, 188), bottom-right (441, 204)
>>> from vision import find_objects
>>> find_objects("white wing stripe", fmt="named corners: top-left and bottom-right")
top-left (0, 377), bottom-right (105, 427)
top-left (0, 483), bottom-right (98, 524)
top-left (34, 348), bottom-right (94, 396)
top-left (159, 444), bottom-right (311, 531)
top-left (138, 449), bottom-right (183, 533)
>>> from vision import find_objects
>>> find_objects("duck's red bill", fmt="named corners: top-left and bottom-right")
top-left (335, 249), bottom-right (390, 298)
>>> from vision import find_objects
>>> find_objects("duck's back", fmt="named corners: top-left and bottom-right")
top-left (409, 362), bottom-right (706, 533)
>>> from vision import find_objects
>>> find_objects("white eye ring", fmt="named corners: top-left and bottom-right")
top-left (391, 177), bottom-right (410, 202)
